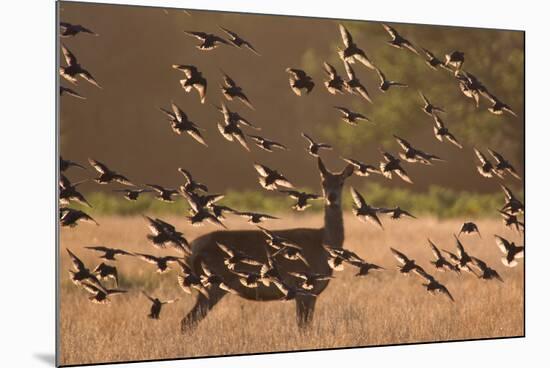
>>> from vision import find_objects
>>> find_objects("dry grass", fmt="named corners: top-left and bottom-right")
top-left (59, 214), bottom-right (524, 366)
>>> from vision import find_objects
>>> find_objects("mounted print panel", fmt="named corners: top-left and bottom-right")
top-left (57, 1), bottom-right (524, 366)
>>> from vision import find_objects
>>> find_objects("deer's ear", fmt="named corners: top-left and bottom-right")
top-left (318, 157), bottom-right (328, 177)
top-left (340, 164), bottom-right (354, 179)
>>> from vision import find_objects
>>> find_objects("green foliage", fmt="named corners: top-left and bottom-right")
top-left (69, 185), bottom-right (521, 219)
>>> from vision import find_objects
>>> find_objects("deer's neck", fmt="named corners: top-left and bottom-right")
top-left (323, 203), bottom-right (344, 249)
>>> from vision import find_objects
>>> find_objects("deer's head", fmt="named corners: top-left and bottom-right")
top-left (318, 157), bottom-right (354, 207)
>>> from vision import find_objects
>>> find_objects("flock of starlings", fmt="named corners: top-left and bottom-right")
top-left (59, 13), bottom-right (524, 319)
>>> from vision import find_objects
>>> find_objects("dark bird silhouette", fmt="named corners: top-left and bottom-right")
top-left (183, 31), bottom-right (229, 50)
top-left (470, 256), bottom-right (503, 282)
top-left (289, 271), bottom-right (333, 290)
top-left (301, 132), bottom-right (333, 157)
top-left (343, 61), bottom-right (372, 103)
top-left (413, 268), bottom-right (455, 302)
top-left (428, 239), bottom-right (460, 273)
top-left (379, 151), bottom-right (413, 184)
top-left (60, 22), bottom-right (98, 37)
top-left (432, 114), bottom-right (463, 149)
top-left (498, 210), bottom-right (524, 233)
top-left (177, 260), bottom-right (208, 297)
top-left (286, 68), bottom-right (315, 96)
top-left (220, 71), bottom-right (254, 109)
top-left (146, 184), bottom-right (179, 203)
top-left (218, 26), bottom-right (260, 55)
top-left (59, 175), bottom-right (91, 207)
top-left (85, 246), bottom-right (133, 261)
top-left (419, 91), bottom-right (445, 116)
top-left (337, 24), bottom-right (376, 69)
top-left (217, 243), bottom-right (263, 270)
top-left (272, 278), bottom-right (316, 301)
top-left (66, 249), bottom-right (101, 287)
top-left (279, 190), bottom-right (322, 211)
top-left (394, 135), bottom-right (443, 165)
top-left (93, 262), bottom-right (119, 287)
top-left (143, 216), bottom-right (190, 253)
top-left (216, 103), bottom-right (257, 151)
top-left (445, 50), bottom-right (465, 70)
top-left (187, 207), bottom-right (227, 228)
top-left (160, 102), bottom-right (207, 146)
top-left (500, 185), bottom-right (524, 215)
top-left (382, 24), bottom-right (419, 54)
top-left (390, 248), bottom-right (423, 275)
top-left (379, 206), bottom-right (416, 220)
top-left (135, 253), bottom-right (182, 273)
top-left (445, 235), bottom-right (475, 272)
top-left (112, 188), bottom-right (152, 201)
top-left (323, 245), bottom-right (364, 271)
top-left (375, 67), bottom-right (408, 92)
top-left (248, 135), bottom-right (288, 152)
top-left (236, 211), bottom-right (279, 224)
top-left (172, 64), bottom-right (207, 103)
top-left (474, 148), bottom-right (501, 178)
top-left (350, 187), bottom-right (383, 228)
top-left (80, 282), bottom-right (127, 304)
top-left (199, 263), bottom-right (239, 294)
top-left (60, 207), bottom-right (98, 227)
top-left (334, 106), bottom-right (371, 125)
top-left (341, 157), bottom-right (380, 177)
top-left (88, 158), bottom-right (133, 186)
top-left (487, 149), bottom-right (521, 179)
top-left (421, 48), bottom-right (452, 71)
top-left (60, 44), bottom-right (101, 88)
top-left (273, 244), bottom-right (310, 266)
top-left (60, 86), bottom-right (86, 100)
top-left (257, 226), bottom-right (297, 251)
top-left (348, 259), bottom-right (385, 277)
top-left (141, 291), bottom-right (178, 319)
top-left (459, 222), bottom-right (481, 238)
top-left (322, 62), bottom-right (346, 94)
top-left (495, 235), bottom-right (524, 267)
top-left (178, 168), bottom-right (208, 193)
top-left (254, 163), bottom-right (294, 191)
top-left (483, 92), bottom-right (517, 117)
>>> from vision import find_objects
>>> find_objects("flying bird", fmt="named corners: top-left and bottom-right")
top-left (500, 185), bottom-right (524, 214)
top-left (172, 64), bottom-right (207, 103)
top-left (135, 253), bottom-right (182, 273)
top-left (60, 44), bottom-right (101, 88)
top-left (483, 92), bottom-right (517, 117)
top-left (220, 71), bottom-right (254, 109)
top-left (60, 86), bottom-right (86, 100)
top-left (248, 135), bottom-right (288, 152)
top-left (495, 235), bottom-right (524, 267)
top-left (445, 50), bottom-right (465, 70)
top-left (421, 48), bottom-right (452, 71)
top-left (474, 148), bottom-right (500, 178)
top-left (162, 102), bottom-right (207, 146)
top-left (286, 68), bottom-right (314, 96)
top-left (59, 175), bottom-right (91, 207)
top-left (289, 271), bottom-right (333, 290)
top-left (337, 24), bottom-right (376, 69)
top-left (470, 256), bottom-right (503, 282)
top-left (419, 91), bottom-right (445, 116)
top-left (379, 151), bottom-right (413, 184)
top-left (301, 132), bottom-right (333, 157)
top-left (183, 31), bottom-right (229, 50)
top-left (343, 61), bottom-right (372, 103)
top-left (374, 67), bottom-right (408, 92)
top-left (382, 24), bottom-right (419, 54)
top-left (66, 249), bottom-right (101, 287)
top-left (350, 187), bottom-right (383, 228)
top-left (217, 243), bottom-right (263, 270)
top-left (178, 168), bottom-right (208, 193)
top-left (487, 149), bottom-right (521, 179)
top-left (146, 184), bottom-right (179, 202)
top-left (432, 114), bottom-right (463, 149)
top-left (334, 106), bottom-right (371, 125)
top-left (498, 210), bottom-right (524, 233)
top-left (80, 282), bottom-right (127, 304)
top-left (348, 259), bottom-right (385, 277)
top-left (322, 62), bottom-right (346, 94)
top-left (341, 157), bottom-right (380, 177)
top-left (218, 26), bottom-right (260, 55)
top-left (279, 190), bottom-right (322, 211)
top-left (413, 268), bottom-right (455, 302)
top-left (60, 156), bottom-right (86, 172)
top-left (379, 206), bottom-right (416, 220)
top-left (458, 222), bottom-right (481, 238)
top-left (394, 135), bottom-right (443, 165)
top-left (60, 207), bottom-right (98, 227)
top-left (88, 158), bottom-right (133, 186)
top-left (113, 188), bottom-right (152, 201)
top-left (254, 163), bottom-right (293, 191)
top-left (177, 260), bottom-right (208, 297)
top-left (236, 211), bottom-right (279, 224)
top-left (390, 248), bottom-right (423, 275)
top-left (60, 22), bottom-right (98, 37)
top-left (93, 262), bottom-right (119, 287)
top-left (84, 246), bottom-right (133, 261)
top-left (323, 245), bottom-right (364, 271)
top-left (141, 291), bottom-right (179, 319)
top-left (427, 239), bottom-right (460, 273)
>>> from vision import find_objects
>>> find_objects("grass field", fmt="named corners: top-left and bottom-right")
top-left (59, 214), bottom-right (524, 366)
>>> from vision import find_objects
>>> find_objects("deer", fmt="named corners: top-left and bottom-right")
top-left (180, 158), bottom-right (354, 332)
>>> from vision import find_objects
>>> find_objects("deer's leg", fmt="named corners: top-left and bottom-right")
top-left (295, 294), bottom-right (316, 328)
top-left (181, 287), bottom-right (226, 333)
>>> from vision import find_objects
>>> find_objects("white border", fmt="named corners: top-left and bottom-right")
top-left (1, 1), bottom-right (548, 367)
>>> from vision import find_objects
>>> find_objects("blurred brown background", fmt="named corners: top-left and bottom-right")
top-left (58, 1), bottom-right (524, 196)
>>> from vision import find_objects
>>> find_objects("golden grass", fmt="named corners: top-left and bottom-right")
top-left (59, 214), bottom-right (524, 366)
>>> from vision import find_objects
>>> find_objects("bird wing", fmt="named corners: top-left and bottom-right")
top-left (382, 23), bottom-right (398, 38)
top-left (286, 68), bottom-right (306, 80)
top-left (136, 253), bottom-right (159, 264)
top-left (428, 239), bottom-right (442, 259)
top-left (88, 158), bottom-right (109, 174)
top-left (217, 243), bottom-right (234, 257)
top-left (390, 248), bottom-right (409, 265)
top-left (66, 249), bottom-right (86, 271)
top-left (394, 135), bottom-right (411, 151)
top-left (338, 24), bottom-right (353, 47)
top-left (78, 69), bottom-right (101, 88)
top-left (495, 235), bottom-right (512, 254)
top-left (323, 62), bottom-right (337, 77)
top-left (350, 187), bottom-right (367, 208)
top-left (61, 44), bottom-right (77, 66)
